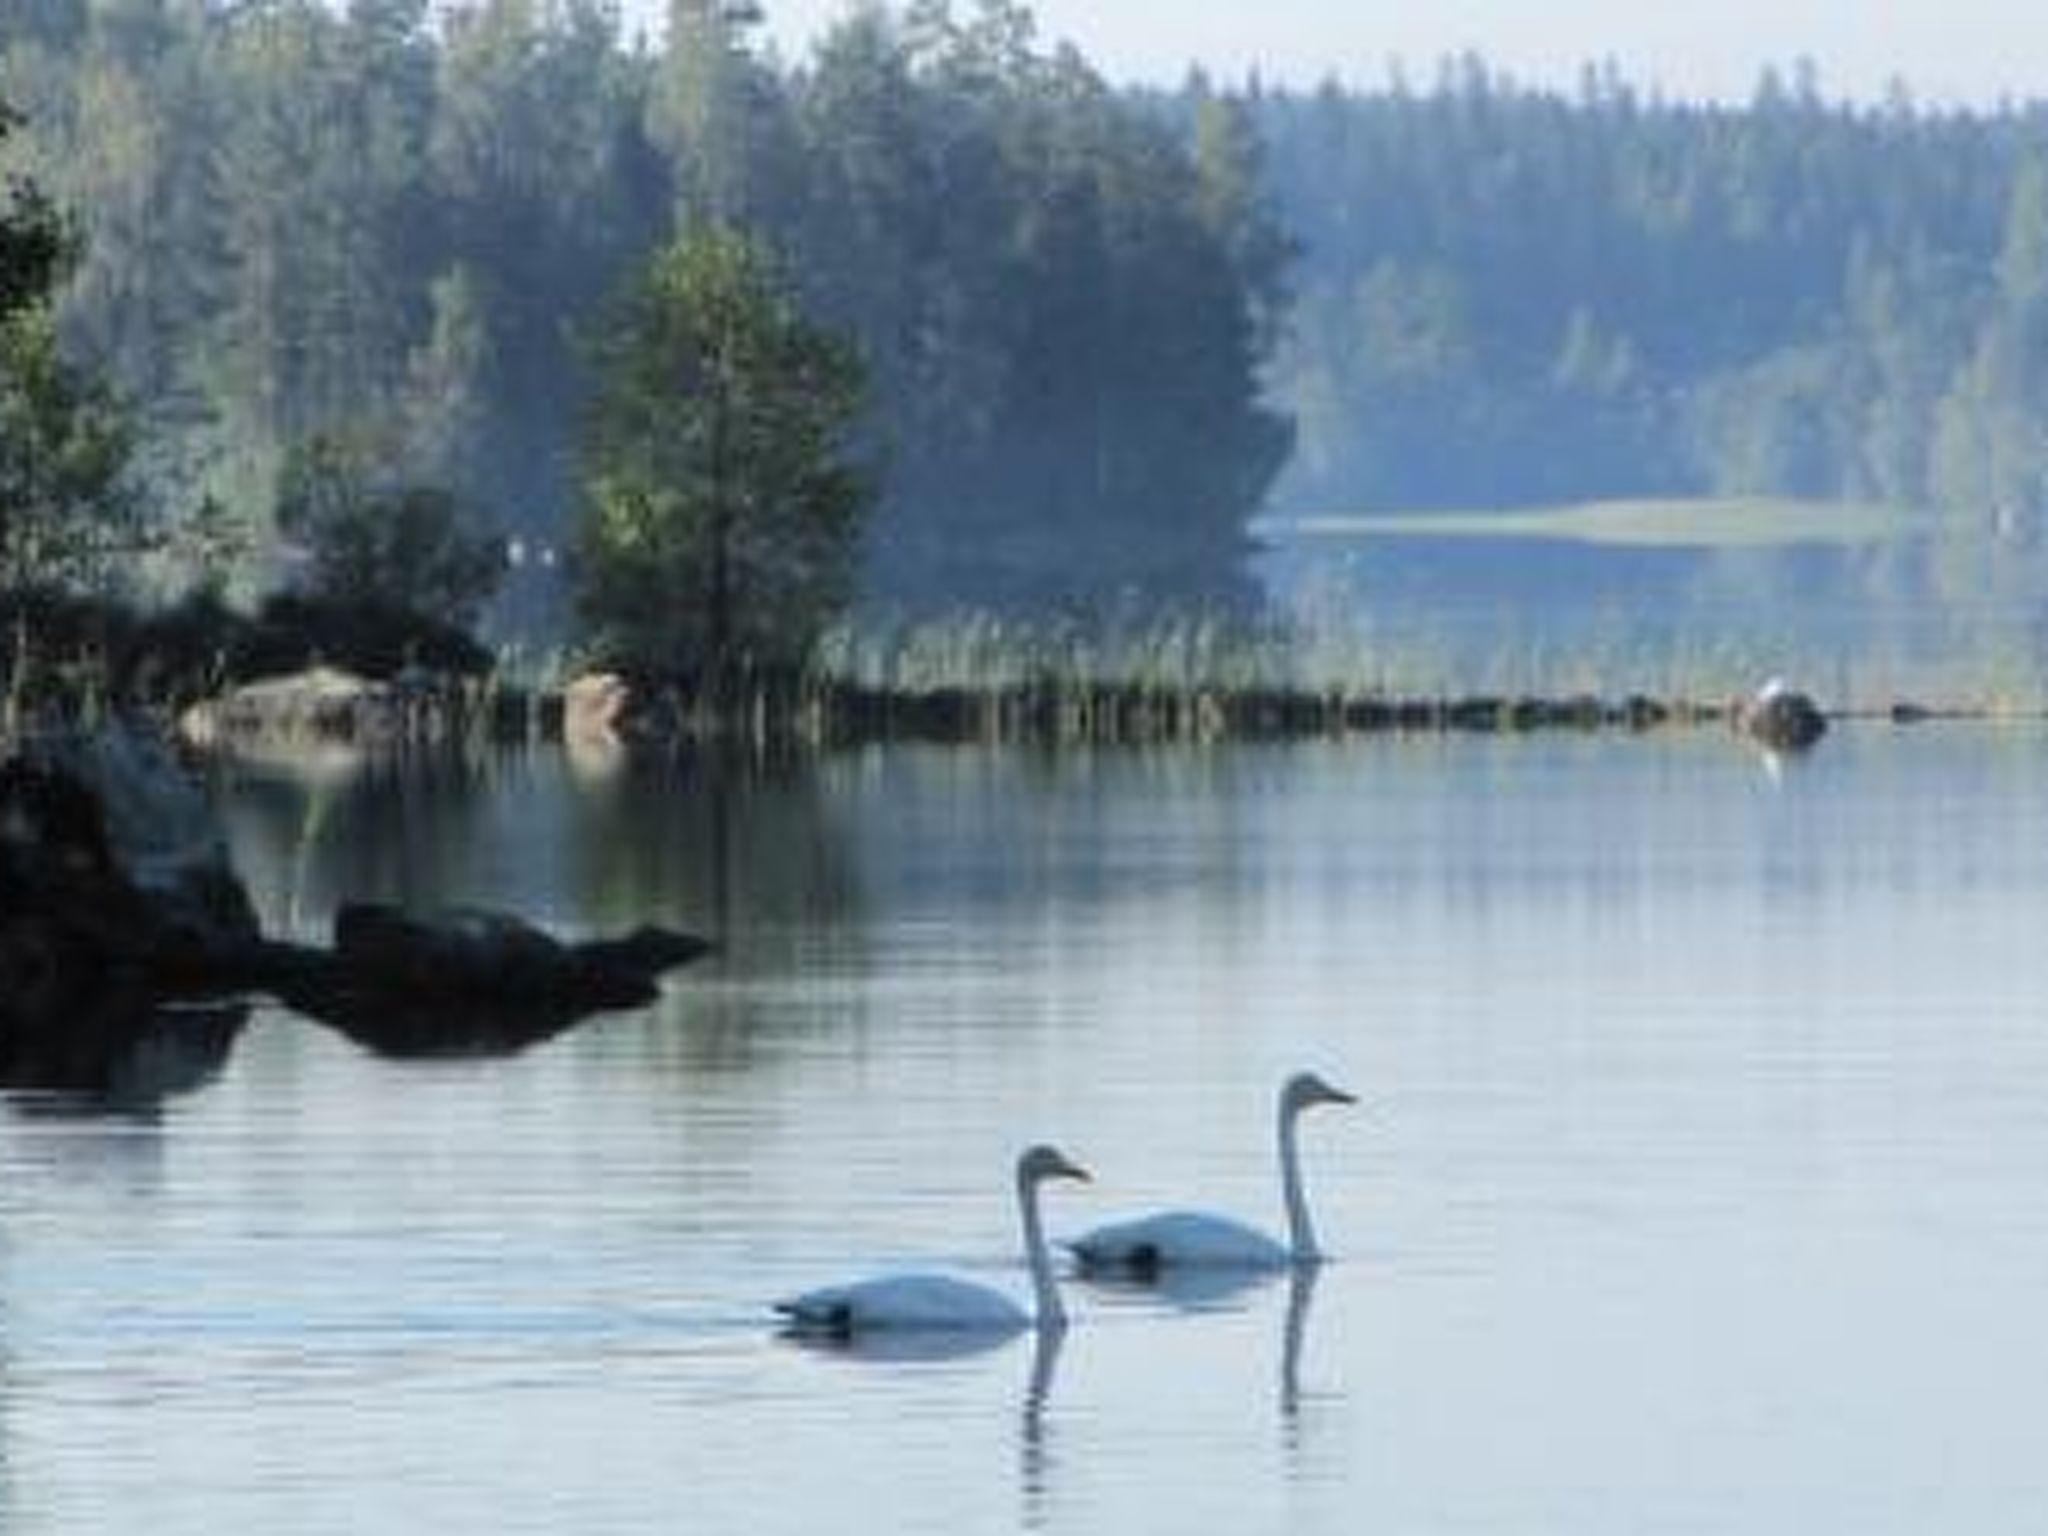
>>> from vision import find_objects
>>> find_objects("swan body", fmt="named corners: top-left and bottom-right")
top-left (1067, 1071), bottom-right (1354, 1272)
top-left (776, 1273), bottom-right (1033, 1333)
top-left (776, 1144), bottom-right (1089, 1335)
top-left (1065, 1209), bottom-right (1291, 1272)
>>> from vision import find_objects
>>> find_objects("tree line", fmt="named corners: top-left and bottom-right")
top-left (0, 0), bottom-right (1289, 672)
top-left (12, 6), bottom-right (2048, 680)
top-left (1250, 60), bottom-right (2048, 537)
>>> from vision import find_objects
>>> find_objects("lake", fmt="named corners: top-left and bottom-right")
top-left (6, 727), bottom-right (2048, 1532)
top-left (1257, 513), bottom-right (2046, 703)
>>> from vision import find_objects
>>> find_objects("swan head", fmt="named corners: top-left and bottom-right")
top-left (1017, 1144), bottom-right (1092, 1186)
top-left (1282, 1071), bottom-right (1357, 1116)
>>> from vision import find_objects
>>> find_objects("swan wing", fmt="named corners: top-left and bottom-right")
top-left (1065, 1210), bottom-right (1291, 1271)
top-left (775, 1272), bottom-right (1030, 1333)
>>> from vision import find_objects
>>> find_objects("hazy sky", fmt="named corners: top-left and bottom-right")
top-left (622, 0), bottom-right (2048, 105)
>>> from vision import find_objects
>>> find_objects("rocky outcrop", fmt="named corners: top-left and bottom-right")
top-left (0, 724), bottom-right (711, 1094)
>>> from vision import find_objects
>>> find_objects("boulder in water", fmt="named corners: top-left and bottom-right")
top-left (268, 902), bottom-right (714, 1058)
top-left (1735, 679), bottom-right (1827, 752)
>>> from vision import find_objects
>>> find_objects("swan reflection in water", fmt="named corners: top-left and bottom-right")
top-left (1279, 1262), bottom-right (1320, 1423)
top-left (1075, 1252), bottom-right (1327, 1423)
top-left (774, 1317), bottom-right (1067, 1530)
top-left (1019, 1325), bottom-right (1063, 1529)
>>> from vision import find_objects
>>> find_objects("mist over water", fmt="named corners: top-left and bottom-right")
top-left (6, 731), bottom-right (2048, 1531)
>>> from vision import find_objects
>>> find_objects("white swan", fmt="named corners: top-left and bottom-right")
top-left (1066, 1071), bottom-right (1355, 1272)
top-left (775, 1144), bottom-right (1091, 1335)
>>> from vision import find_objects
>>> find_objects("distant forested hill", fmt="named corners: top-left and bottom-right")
top-left (1249, 62), bottom-right (2048, 528)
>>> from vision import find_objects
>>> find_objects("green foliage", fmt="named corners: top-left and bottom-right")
top-left (1, 3), bottom-right (1290, 634)
top-left (44, 9), bottom-right (2048, 644)
top-left (577, 227), bottom-right (871, 673)
top-left (0, 306), bottom-right (139, 591)
top-left (277, 432), bottom-right (505, 627)
top-left (780, 1), bottom-right (1291, 609)
top-left (0, 102), bottom-right (70, 324)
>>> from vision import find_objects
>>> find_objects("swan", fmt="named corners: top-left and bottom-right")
top-left (774, 1144), bottom-right (1091, 1335)
top-left (1066, 1071), bottom-right (1355, 1272)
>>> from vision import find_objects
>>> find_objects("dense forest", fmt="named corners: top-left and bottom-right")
top-left (0, 0), bottom-right (1287, 636)
top-left (8, 3), bottom-right (2048, 660)
top-left (1253, 62), bottom-right (2048, 531)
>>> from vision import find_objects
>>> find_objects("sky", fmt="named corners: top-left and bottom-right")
top-left (621, 0), bottom-right (2048, 106)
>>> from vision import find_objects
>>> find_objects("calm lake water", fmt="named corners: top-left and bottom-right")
top-left (8, 727), bottom-right (2048, 1531)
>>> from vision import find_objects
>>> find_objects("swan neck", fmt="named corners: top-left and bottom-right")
top-left (1017, 1168), bottom-right (1066, 1329)
top-left (1279, 1097), bottom-right (1319, 1261)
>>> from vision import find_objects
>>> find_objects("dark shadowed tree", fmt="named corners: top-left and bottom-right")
top-left (0, 102), bottom-right (68, 325)
top-left (276, 430), bottom-right (505, 627)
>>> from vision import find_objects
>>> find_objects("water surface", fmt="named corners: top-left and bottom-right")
top-left (6, 728), bottom-right (2048, 1531)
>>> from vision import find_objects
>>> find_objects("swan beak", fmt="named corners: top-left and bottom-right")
top-left (1324, 1085), bottom-right (1359, 1107)
top-left (1061, 1159), bottom-right (1093, 1183)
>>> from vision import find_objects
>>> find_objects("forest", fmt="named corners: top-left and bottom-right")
top-left (1253, 61), bottom-right (2048, 528)
top-left (6, 2), bottom-right (2048, 663)
top-left (0, 0), bottom-right (1287, 647)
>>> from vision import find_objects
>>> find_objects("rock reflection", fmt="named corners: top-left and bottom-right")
top-left (274, 992), bottom-right (611, 1061)
top-left (1, 999), bottom-right (247, 1107)
top-left (209, 743), bottom-right (865, 974)
top-left (206, 747), bottom-right (523, 939)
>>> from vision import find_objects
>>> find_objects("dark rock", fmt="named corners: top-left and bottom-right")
top-left (1445, 697), bottom-right (1504, 730)
top-left (268, 904), bottom-right (713, 1058)
top-left (1622, 694), bottom-right (1669, 729)
top-left (578, 924), bottom-right (717, 984)
top-left (0, 725), bottom-right (710, 1091)
top-left (0, 734), bottom-right (254, 1092)
top-left (331, 902), bottom-right (709, 1007)
top-left (1343, 697), bottom-right (1394, 730)
top-left (1735, 683), bottom-right (1828, 751)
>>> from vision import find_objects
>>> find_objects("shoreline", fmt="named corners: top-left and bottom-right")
top-left (171, 672), bottom-right (1860, 750)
